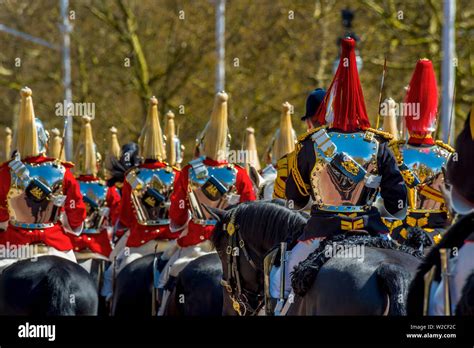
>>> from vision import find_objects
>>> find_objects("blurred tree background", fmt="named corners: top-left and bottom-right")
top-left (0, 0), bottom-right (472, 164)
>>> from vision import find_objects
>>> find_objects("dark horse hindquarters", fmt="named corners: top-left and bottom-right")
top-left (0, 255), bottom-right (98, 315)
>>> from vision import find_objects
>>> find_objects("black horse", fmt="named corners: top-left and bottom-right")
top-left (210, 201), bottom-right (422, 316)
top-left (164, 253), bottom-right (223, 316)
top-left (0, 256), bottom-right (98, 315)
top-left (112, 252), bottom-right (222, 316)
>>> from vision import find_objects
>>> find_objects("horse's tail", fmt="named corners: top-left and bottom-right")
top-left (376, 263), bottom-right (412, 316)
top-left (35, 266), bottom-right (76, 316)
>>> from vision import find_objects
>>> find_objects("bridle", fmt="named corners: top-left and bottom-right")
top-left (220, 210), bottom-right (264, 316)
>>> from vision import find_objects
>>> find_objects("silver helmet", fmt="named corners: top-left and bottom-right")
top-left (35, 118), bottom-right (49, 154)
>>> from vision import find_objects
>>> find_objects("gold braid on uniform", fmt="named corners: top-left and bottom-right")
top-left (435, 140), bottom-right (455, 153)
top-left (273, 153), bottom-right (289, 199)
top-left (288, 127), bottom-right (326, 198)
top-left (297, 125), bottom-right (325, 142)
top-left (289, 143), bottom-right (310, 196)
top-left (364, 127), bottom-right (394, 141)
top-left (388, 139), bottom-right (406, 166)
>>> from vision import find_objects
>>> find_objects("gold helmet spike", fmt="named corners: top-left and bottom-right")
top-left (75, 116), bottom-right (97, 176)
top-left (245, 127), bottom-right (261, 171)
top-left (48, 128), bottom-right (64, 160)
top-left (15, 87), bottom-right (39, 159)
top-left (4, 127), bottom-right (12, 161)
top-left (140, 96), bottom-right (166, 161)
top-left (165, 111), bottom-right (177, 166)
top-left (272, 101), bottom-right (296, 165)
top-left (201, 91), bottom-right (229, 161)
top-left (382, 98), bottom-right (399, 140)
top-left (108, 126), bottom-right (121, 158)
top-left (104, 126), bottom-right (120, 178)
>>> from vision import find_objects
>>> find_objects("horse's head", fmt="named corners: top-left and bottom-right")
top-left (208, 201), bottom-right (307, 315)
top-left (207, 203), bottom-right (264, 315)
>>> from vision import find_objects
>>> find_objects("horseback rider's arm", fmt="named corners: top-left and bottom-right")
top-left (106, 185), bottom-right (122, 226)
top-left (0, 163), bottom-right (10, 230)
top-left (118, 179), bottom-right (133, 228)
top-left (235, 165), bottom-right (257, 202)
top-left (377, 142), bottom-right (408, 219)
top-left (169, 166), bottom-right (191, 231)
top-left (62, 168), bottom-right (87, 234)
top-left (286, 139), bottom-right (313, 210)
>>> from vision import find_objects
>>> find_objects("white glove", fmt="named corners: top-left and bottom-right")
top-left (99, 207), bottom-right (110, 217)
top-left (52, 194), bottom-right (67, 207)
top-left (226, 194), bottom-right (240, 205)
top-left (60, 212), bottom-right (83, 236)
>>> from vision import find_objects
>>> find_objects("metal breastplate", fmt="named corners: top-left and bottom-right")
top-left (79, 180), bottom-right (108, 233)
top-left (399, 144), bottom-right (451, 211)
top-left (8, 161), bottom-right (65, 228)
top-left (188, 163), bottom-right (238, 224)
top-left (310, 131), bottom-right (379, 213)
top-left (127, 167), bottom-right (175, 226)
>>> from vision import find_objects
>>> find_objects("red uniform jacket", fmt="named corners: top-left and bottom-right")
top-left (0, 156), bottom-right (87, 251)
top-left (169, 158), bottom-right (256, 247)
top-left (119, 161), bottom-right (180, 248)
top-left (68, 175), bottom-right (120, 257)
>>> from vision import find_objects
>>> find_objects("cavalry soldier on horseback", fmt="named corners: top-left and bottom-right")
top-left (267, 38), bottom-right (408, 311)
top-left (386, 59), bottom-right (454, 245)
top-left (101, 96), bottom-right (180, 303)
top-left (68, 116), bottom-right (121, 261)
top-left (0, 87), bottom-right (86, 270)
top-left (156, 91), bottom-right (256, 314)
top-left (117, 96), bottom-right (180, 268)
top-left (273, 89), bottom-right (326, 199)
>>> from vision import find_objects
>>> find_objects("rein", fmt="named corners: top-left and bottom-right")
top-left (220, 210), bottom-right (264, 316)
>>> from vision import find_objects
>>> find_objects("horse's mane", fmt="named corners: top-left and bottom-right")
top-left (211, 200), bottom-right (308, 254)
top-left (291, 234), bottom-right (424, 297)
top-left (407, 212), bottom-right (474, 315)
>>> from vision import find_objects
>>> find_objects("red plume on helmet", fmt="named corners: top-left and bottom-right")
top-left (315, 37), bottom-right (370, 132)
top-left (404, 59), bottom-right (438, 145)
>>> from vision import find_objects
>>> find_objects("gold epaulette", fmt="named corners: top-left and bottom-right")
top-left (273, 153), bottom-right (289, 199)
top-left (276, 154), bottom-right (288, 176)
top-left (435, 140), bottom-right (455, 153)
top-left (365, 127), bottom-right (394, 141)
top-left (273, 176), bottom-right (286, 199)
top-left (297, 125), bottom-right (326, 143)
top-left (288, 144), bottom-right (310, 196)
top-left (388, 139), bottom-right (405, 166)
